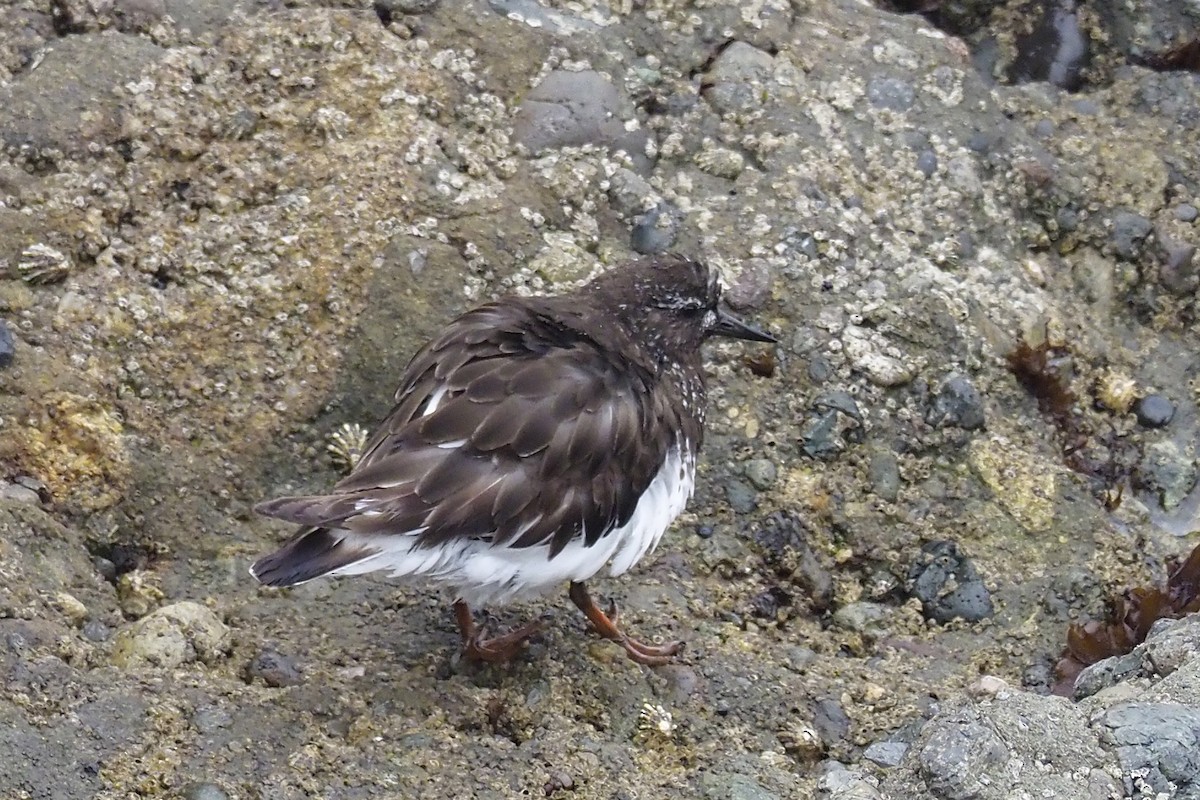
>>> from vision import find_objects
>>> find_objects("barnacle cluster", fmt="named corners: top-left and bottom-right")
top-left (17, 243), bottom-right (71, 285)
top-left (327, 422), bottom-right (371, 472)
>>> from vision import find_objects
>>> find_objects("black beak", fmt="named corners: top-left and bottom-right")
top-left (711, 307), bottom-right (777, 343)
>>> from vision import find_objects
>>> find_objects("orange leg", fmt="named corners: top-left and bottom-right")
top-left (453, 600), bottom-right (544, 663)
top-left (568, 581), bottom-right (683, 666)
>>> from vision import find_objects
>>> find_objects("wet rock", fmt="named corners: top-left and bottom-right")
top-left (0, 32), bottom-right (164, 154)
top-left (0, 320), bottom-right (14, 368)
top-left (885, 691), bottom-right (1117, 799)
top-left (812, 697), bottom-right (851, 745)
top-left (842, 326), bottom-right (916, 387)
top-left (375, 0), bottom-right (440, 14)
top-left (800, 390), bottom-right (864, 460)
top-left (1134, 394), bottom-right (1175, 428)
top-left (916, 150), bottom-right (938, 177)
top-left (968, 437), bottom-right (1056, 532)
top-left (862, 741), bottom-right (908, 767)
top-left (1136, 439), bottom-right (1197, 511)
top-left (245, 648), bottom-right (303, 687)
top-left (926, 374), bottom-right (986, 430)
top-left (750, 511), bottom-right (833, 610)
top-left (182, 784), bottom-right (230, 800)
top-left (81, 619), bottom-right (110, 643)
top-left (748, 587), bottom-right (792, 620)
top-left (867, 76), bottom-right (915, 111)
top-left (831, 602), bottom-right (889, 639)
top-left (1176, 204), bottom-right (1199, 223)
top-left (907, 541), bottom-right (994, 624)
top-left (818, 762), bottom-right (883, 799)
top-left (725, 259), bottom-right (773, 312)
top-left (725, 479), bottom-right (758, 514)
top-left (513, 70), bottom-right (651, 172)
top-left (1110, 211), bottom-right (1153, 260)
top-left (867, 449), bottom-right (901, 501)
top-left (1157, 236), bottom-right (1197, 295)
top-left (743, 459), bottom-right (777, 491)
top-left (110, 601), bottom-right (231, 670)
top-left (1007, 0), bottom-right (1089, 91)
top-left (630, 203), bottom-right (681, 254)
top-left (1099, 703), bottom-right (1200, 797)
top-left (702, 41), bottom-right (775, 116)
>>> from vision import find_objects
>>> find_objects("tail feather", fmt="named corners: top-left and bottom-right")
top-left (249, 527), bottom-right (376, 587)
top-left (254, 494), bottom-right (365, 528)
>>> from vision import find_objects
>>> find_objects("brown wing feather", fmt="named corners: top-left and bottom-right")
top-left (256, 299), bottom-right (676, 558)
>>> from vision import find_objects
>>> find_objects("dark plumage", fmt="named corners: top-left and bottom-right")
top-left (251, 254), bottom-right (774, 664)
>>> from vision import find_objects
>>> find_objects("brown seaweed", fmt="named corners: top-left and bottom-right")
top-left (1053, 541), bottom-right (1200, 695)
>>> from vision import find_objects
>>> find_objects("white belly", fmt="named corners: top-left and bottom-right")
top-left (326, 445), bottom-right (696, 606)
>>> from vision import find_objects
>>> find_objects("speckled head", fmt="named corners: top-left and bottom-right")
top-left (583, 254), bottom-right (776, 362)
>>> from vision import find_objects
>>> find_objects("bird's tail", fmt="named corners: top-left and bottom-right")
top-left (250, 527), bottom-right (377, 587)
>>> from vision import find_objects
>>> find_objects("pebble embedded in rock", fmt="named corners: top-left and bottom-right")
top-left (702, 41), bottom-right (775, 116)
top-left (862, 741), bottom-right (908, 767)
top-left (630, 203), bottom-right (680, 254)
top-left (1136, 438), bottom-right (1197, 511)
top-left (0, 319), bottom-right (14, 368)
top-left (1176, 203), bottom-right (1199, 223)
top-left (868, 449), bottom-right (901, 501)
top-left (1110, 211), bottom-right (1153, 259)
top-left (182, 783), bottom-right (230, 800)
top-left (743, 459), bottom-right (777, 491)
top-left (867, 76), bottom-right (915, 112)
top-left (916, 150), bottom-right (938, 177)
top-left (907, 540), bottom-right (994, 624)
top-left (513, 70), bottom-right (651, 172)
top-left (831, 601), bottom-right (889, 638)
top-left (245, 648), bottom-right (303, 687)
top-left (110, 601), bottom-right (231, 670)
top-left (1135, 394), bottom-right (1175, 428)
top-left (81, 620), bottom-right (110, 642)
top-left (927, 374), bottom-right (986, 430)
top-left (725, 479), bottom-right (758, 514)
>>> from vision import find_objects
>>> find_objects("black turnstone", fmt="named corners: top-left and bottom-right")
top-left (251, 254), bottom-right (775, 665)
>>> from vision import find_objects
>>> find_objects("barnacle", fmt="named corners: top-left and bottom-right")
top-left (1096, 371), bottom-right (1138, 414)
top-left (17, 243), bottom-right (71, 285)
top-left (637, 702), bottom-right (674, 737)
top-left (327, 423), bottom-right (370, 472)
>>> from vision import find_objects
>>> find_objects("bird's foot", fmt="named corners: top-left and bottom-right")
top-left (568, 581), bottom-right (684, 667)
top-left (454, 601), bottom-right (544, 663)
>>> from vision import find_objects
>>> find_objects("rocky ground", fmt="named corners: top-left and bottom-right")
top-left (0, 0), bottom-right (1198, 798)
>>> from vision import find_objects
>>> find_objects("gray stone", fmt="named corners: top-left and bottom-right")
top-left (927, 374), bottom-right (986, 430)
top-left (725, 479), bottom-right (758, 514)
top-left (703, 42), bottom-right (775, 116)
top-left (245, 648), bottom-right (303, 687)
top-left (1110, 211), bottom-right (1153, 259)
top-left (0, 319), bottom-right (14, 368)
top-left (867, 449), bottom-right (901, 501)
top-left (630, 203), bottom-right (680, 254)
top-left (375, 0), bottom-right (440, 14)
top-left (1100, 703), bottom-right (1200, 796)
top-left (0, 32), bottom-right (164, 154)
top-left (183, 784), bottom-right (230, 800)
top-left (916, 150), bottom-right (938, 177)
top-left (1158, 236), bottom-right (1197, 295)
top-left (907, 540), bottom-right (994, 624)
top-left (163, 0), bottom-right (249, 35)
top-left (862, 741), bottom-right (908, 767)
top-left (1135, 393), bottom-right (1175, 428)
top-left (81, 619), bottom-right (110, 643)
top-left (1176, 204), bottom-right (1199, 223)
top-left (743, 459), bottom-right (777, 491)
top-left (513, 70), bottom-right (651, 172)
top-left (1136, 438), bottom-right (1197, 510)
top-left (831, 602), bottom-right (889, 638)
top-left (110, 601), bottom-right (231, 669)
top-left (867, 77), bottom-right (915, 112)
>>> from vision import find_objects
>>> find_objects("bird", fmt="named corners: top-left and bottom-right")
top-left (250, 254), bottom-right (776, 665)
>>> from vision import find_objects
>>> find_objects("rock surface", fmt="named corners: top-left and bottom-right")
top-left (0, 0), bottom-right (1198, 797)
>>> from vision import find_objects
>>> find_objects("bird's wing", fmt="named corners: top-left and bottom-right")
top-left (254, 303), bottom-right (674, 557)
